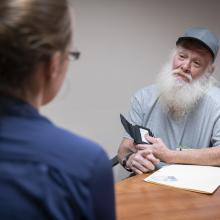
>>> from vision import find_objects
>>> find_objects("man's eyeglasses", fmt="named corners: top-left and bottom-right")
top-left (69, 51), bottom-right (81, 61)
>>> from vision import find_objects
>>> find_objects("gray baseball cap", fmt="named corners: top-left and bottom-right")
top-left (176, 27), bottom-right (219, 62)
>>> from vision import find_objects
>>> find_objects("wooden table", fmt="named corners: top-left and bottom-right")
top-left (116, 173), bottom-right (220, 220)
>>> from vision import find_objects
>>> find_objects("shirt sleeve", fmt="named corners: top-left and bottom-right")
top-left (128, 93), bottom-right (145, 126)
top-left (211, 115), bottom-right (220, 147)
top-left (206, 87), bottom-right (220, 147)
top-left (89, 149), bottom-right (116, 220)
top-left (122, 90), bottom-right (145, 139)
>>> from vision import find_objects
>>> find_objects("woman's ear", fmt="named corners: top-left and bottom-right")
top-left (47, 52), bottom-right (63, 80)
top-left (40, 52), bottom-right (68, 105)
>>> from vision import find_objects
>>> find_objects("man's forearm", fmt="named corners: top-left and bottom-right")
top-left (166, 146), bottom-right (220, 166)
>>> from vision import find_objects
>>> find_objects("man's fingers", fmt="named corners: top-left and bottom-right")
top-left (132, 167), bottom-right (143, 175)
top-left (142, 159), bottom-right (155, 171)
top-left (146, 153), bottom-right (160, 164)
top-left (136, 144), bottom-right (152, 151)
top-left (145, 135), bottom-right (159, 144)
top-left (128, 152), bottom-right (157, 174)
top-left (128, 159), bottom-right (143, 174)
top-left (131, 161), bottom-right (155, 174)
top-left (130, 160), bottom-right (145, 174)
top-left (131, 159), bottom-right (153, 173)
top-left (142, 151), bottom-right (160, 165)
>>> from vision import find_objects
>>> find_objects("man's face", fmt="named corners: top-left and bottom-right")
top-left (157, 46), bottom-right (215, 119)
top-left (172, 45), bottom-right (212, 83)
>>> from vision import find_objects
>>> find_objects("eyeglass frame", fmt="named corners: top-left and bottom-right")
top-left (69, 51), bottom-right (81, 60)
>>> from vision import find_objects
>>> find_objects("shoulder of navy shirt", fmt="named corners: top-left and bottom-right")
top-left (0, 95), bottom-right (115, 220)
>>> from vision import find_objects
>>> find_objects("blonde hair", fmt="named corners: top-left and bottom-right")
top-left (0, 0), bottom-right (72, 90)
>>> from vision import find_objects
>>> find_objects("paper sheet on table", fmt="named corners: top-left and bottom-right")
top-left (144, 164), bottom-right (220, 194)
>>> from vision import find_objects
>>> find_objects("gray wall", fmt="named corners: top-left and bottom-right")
top-left (42, 0), bottom-right (220, 181)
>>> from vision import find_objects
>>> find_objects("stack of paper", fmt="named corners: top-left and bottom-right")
top-left (144, 164), bottom-right (220, 194)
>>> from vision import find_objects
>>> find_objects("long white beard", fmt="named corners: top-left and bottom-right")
top-left (157, 53), bottom-right (215, 119)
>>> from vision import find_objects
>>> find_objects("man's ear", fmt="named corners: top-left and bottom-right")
top-left (208, 64), bottom-right (215, 74)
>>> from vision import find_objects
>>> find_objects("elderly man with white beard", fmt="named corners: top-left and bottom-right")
top-left (117, 27), bottom-right (220, 175)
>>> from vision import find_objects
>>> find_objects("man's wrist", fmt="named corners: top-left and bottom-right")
top-left (166, 149), bottom-right (177, 163)
top-left (121, 152), bottom-right (134, 172)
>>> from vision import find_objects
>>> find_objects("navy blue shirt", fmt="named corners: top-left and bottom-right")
top-left (0, 96), bottom-right (115, 220)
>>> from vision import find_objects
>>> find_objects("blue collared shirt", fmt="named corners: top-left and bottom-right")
top-left (0, 95), bottom-right (115, 220)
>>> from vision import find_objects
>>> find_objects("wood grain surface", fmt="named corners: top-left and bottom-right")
top-left (116, 173), bottom-right (220, 220)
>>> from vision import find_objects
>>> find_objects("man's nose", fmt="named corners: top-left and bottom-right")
top-left (181, 61), bottom-right (191, 73)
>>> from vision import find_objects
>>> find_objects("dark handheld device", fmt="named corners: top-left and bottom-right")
top-left (120, 114), bottom-right (154, 144)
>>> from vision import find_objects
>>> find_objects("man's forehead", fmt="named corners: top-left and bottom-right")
top-left (176, 45), bottom-right (212, 60)
top-left (176, 40), bottom-right (213, 59)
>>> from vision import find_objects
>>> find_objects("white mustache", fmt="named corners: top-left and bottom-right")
top-left (173, 69), bottom-right (193, 82)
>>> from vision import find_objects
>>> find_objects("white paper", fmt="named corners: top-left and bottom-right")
top-left (144, 164), bottom-right (220, 194)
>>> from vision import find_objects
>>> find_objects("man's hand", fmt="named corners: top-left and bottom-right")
top-left (137, 136), bottom-right (172, 163)
top-left (126, 149), bottom-right (160, 174)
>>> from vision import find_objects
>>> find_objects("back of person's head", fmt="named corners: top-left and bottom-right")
top-left (0, 0), bottom-right (72, 93)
